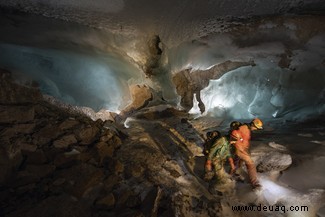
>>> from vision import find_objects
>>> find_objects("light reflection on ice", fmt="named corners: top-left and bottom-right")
top-left (256, 176), bottom-right (324, 217)
top-left (259, 176), bottom-right (292, 205)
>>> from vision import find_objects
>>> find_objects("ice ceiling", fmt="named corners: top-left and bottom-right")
top-left (0, 0), bottom-right (324, 121)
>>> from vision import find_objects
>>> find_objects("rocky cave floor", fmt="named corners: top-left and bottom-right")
top-left (0, 69), bottom-right (324, 217)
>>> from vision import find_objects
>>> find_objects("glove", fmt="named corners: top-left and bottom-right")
top-left (204, 171), bottom-right (214, 181)
top-left (205, 160), bottom-right (212, 172)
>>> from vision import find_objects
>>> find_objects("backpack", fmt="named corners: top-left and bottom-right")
top-left (203, 130), bottom-right (221, 155)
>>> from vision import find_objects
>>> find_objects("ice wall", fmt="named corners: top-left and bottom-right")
top-left (0, 27), bottom-right (324, 120)
top-left (168, 28), bottom-right (325, 121)
top-left (0, 8), bottom-right (324, 121)
top-left (0, 43), bottom-right (142, 112)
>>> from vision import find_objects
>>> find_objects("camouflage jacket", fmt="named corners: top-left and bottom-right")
top-left (207, 136), bottom-right (233, 161)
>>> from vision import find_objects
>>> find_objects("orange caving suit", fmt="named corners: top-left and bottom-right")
top-left (230, 124), bottom-right (259, 186)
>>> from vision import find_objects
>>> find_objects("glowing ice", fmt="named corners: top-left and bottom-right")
top-left (0, 43), bottom-right (141, 112)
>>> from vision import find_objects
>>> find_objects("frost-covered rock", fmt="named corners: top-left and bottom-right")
top-left (252, 142), bottom-right (292, 173)
top-left (256, 151), bottom-right (292, 173)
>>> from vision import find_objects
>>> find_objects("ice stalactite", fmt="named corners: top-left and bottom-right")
top-left (139, 35), bottom-right (179, 104)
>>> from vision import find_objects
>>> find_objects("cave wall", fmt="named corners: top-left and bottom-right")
top-left (0, 4), bottom-right (324, 121)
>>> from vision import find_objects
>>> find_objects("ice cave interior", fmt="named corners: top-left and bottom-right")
top-left (0, 0), bottom-right (324, 121)
top-left (0, 1), bottom-right (324, 217)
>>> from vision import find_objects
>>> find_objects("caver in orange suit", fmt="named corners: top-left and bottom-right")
top-left (230, 118), bottom-right (263, 188)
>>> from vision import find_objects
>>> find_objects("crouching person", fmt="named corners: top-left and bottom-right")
top-left (204, 134), bottom-right (234, 185)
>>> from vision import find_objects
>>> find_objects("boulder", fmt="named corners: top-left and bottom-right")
top-left (121, 84), bottom-right (153, 116)
top-left (256, 151), bottom-right (292, 173)
top-left (32, 125), bottom-right (62, 146)
top-left (251, 142), bottom-right (292, 173)
top-left (99, 131), bottom-right (115, 142)
top-left (95, 193), bottom-right (116, 209)
top-left (75, 125), bottom-right (100, 145)
top-left (0, 69), bottom-right (42, 104)
top-left (0, 144), bottom-right (24, 185)
top-left (53, 178), bottom-right (66, 186)
top-left (96, 142), bottom-right (115, 164)
top-left (9, 164), bottom-right (55, 188)
top-left (115, 189), bottom-right (136, 208)
top-left (103, 157), bottom-right (124, 175)
top-left (0, 106), bottom-right (35, 124)
top-left (53, 152), bottom-right (79, 169)
top-left (74, 169), bottom-right (105, 198)
top-left (125, 164), bottom-right (145, 178)
top-left (2, 123), bottom-right (36, 136)
top-left (103, 175), bottom-right (120, 192)
top-left (20, 143), bottom-right (37, 152)
top-left (53, 134), bottom-right (77, 149)
top-left (58, 118), bottom-right (80, 131)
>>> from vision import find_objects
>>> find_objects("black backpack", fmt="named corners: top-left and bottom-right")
top-left (203, 131), bottom-right (221, 155)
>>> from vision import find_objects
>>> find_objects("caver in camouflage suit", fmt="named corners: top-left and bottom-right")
top-left (204, 135), bottom-right (234, 184)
